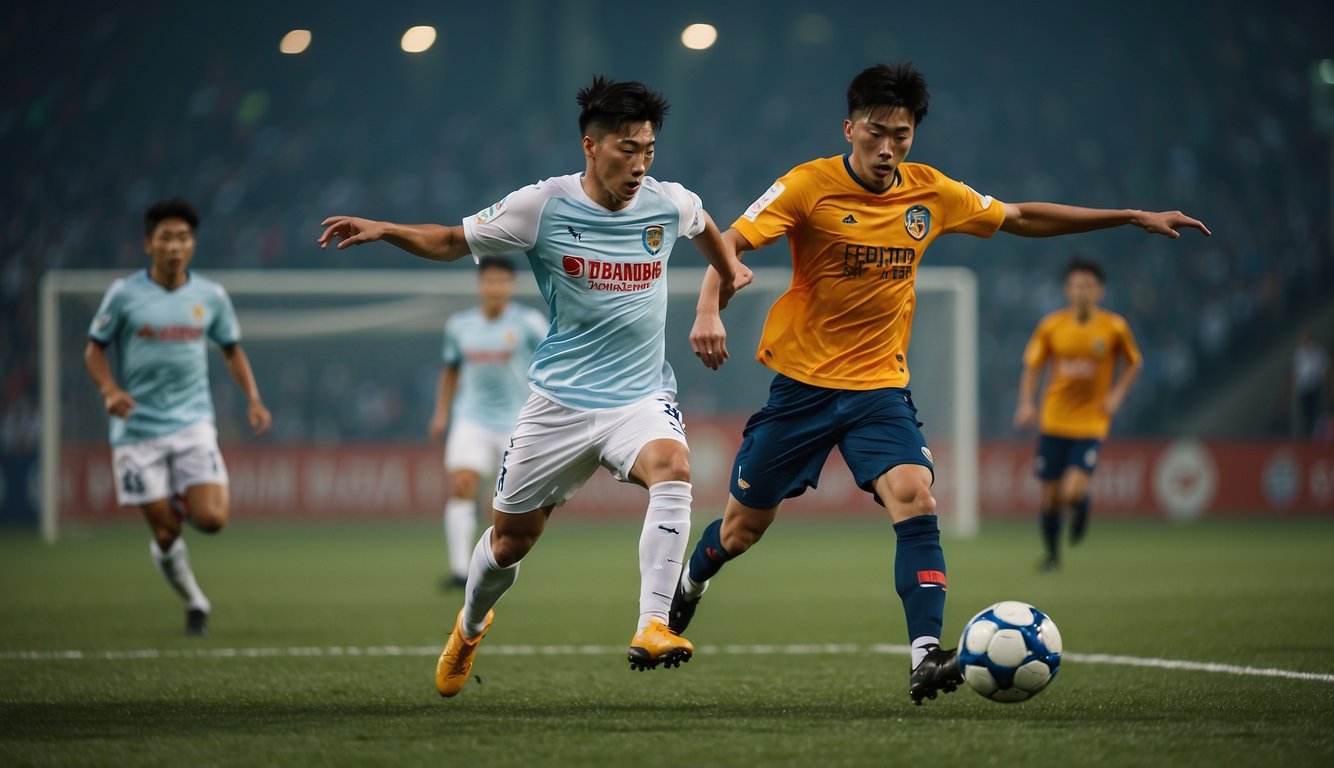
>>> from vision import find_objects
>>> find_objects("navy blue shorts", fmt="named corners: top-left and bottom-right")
top-left (1034, 434), bottom-right (1101, 481)
top-left (728, 374), bottom-right (934, 509)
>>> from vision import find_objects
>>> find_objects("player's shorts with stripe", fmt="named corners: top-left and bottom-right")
top-left (492, 390), bottom-right (687, 514)
top-left (444, 418), bottom-right (512, 477)
top-left (1033, 434), bottom-right (1101, 481)
top-left (729, 374), bottom-right (933, 509)
top-left (111, 421), bottom-right (228, 506)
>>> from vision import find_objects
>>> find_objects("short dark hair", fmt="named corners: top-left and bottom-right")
top-left (847, 62), bottom-right (929, 126)
top-left (576, 76), bottom-right (669, 138)
top-left (478, 255), bottom-right (516, 274)
top-left (144, 197), bottom-right (200, 236)
top-left (1064, 257), bottom-right (1105, 284)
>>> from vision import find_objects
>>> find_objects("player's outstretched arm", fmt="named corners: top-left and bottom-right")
top-left (83, 341), bottom-right (135, 418)
top-left (1000, 203), bottom-right (1211, 239)
top-left (691, 227), bottom-right (756, 371)
top-left (318, 216), bottom-right (472, 262)
top-left (221, 345), bottom-right (271, 436)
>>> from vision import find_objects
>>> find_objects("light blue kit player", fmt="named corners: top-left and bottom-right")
top-left (84, 198), bottom-right (272, 637)
top-left (429, 255), bottom-right (547, 590)
top-left (319, 75), bottom-right (751, 696)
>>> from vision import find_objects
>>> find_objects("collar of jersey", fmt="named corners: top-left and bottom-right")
top-left (842, 154), bottom-right (902, 195)
top-left (143, 267), bottom-right (192, 292)
top-left (575, 172), bottom-right (643, 214)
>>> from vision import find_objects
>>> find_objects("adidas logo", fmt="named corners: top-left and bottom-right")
top-left (841, 214), bottom-right (858, 224)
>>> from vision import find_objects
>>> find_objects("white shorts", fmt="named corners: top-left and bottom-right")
top-left (492, 391), bottom-right (688, 514)
top-left (111, 421), bottom-right (229, 507)
top-left (444, 418), bottom-right (511, 476)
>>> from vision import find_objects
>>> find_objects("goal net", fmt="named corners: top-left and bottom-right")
top-left (40, 266), bottom-right (977, 541)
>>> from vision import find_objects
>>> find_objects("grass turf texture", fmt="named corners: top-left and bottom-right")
top-left (2, 517), bottom-right (1332, 767)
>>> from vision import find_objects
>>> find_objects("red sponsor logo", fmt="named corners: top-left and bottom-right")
top-left (136, 325), bottom-right (204, 342)
top-left (465, 350), bottom-right (513, 365)
top-left (562, 255), bottom-right (585, 278)
top-left (916, 569), bottom-right (946, 587)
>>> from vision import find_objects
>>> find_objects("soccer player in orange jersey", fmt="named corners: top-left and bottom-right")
top-left (670, 62), bottom-right (1209, 705)
top-left (1014, 258), bottom-right (1142, 571)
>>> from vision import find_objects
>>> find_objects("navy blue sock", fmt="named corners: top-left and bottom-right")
top-left (892, 515), bottom-right (947, 643)
top-left (686, 519), bottom-right (734, 582)
top-left (1070, 496), bottom-right (1090, 542)
top-left (1040, 506), bottom-right (1061, 559)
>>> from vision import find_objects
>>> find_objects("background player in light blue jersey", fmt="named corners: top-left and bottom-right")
top-left (430, 255), bottom-right (547, 590)
top-left (319, 75), bottom-right (751, 697)
top-left (84, 197), bottom-right (272, 636)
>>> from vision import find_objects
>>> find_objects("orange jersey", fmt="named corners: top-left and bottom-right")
top-left (732, 156), bottom-right (1005, 390)
top-left (1023, 308), bottom-right (1142, 439)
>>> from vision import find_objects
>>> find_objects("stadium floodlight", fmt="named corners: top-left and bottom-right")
top-left (279, 29), bottom-right (311, 54)
top-left (401, 25), bottom-right (437, 53)
top-left (681, 23), bottom-right (717, 51)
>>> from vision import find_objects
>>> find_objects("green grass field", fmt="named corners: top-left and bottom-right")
top-left (2, 517), bottom-right (1332, 767)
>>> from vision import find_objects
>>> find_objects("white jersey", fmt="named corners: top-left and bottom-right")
top-left (442, 303), bottom-right (548, 433)
top-left (461, 173), bottom-right (705, 410)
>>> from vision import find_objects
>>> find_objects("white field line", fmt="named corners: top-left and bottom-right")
top-left (1, 643), bottom-right (1331, 684)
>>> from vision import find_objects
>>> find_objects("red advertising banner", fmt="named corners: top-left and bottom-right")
top-left (59, 433), bottom-right (1333, 522)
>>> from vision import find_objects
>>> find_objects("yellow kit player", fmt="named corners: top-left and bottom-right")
top-left (1015, 258), bottom-right (1142, 570)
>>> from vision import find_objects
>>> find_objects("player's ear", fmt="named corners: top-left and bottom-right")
top-left (843, 119), bottom-right (854, 143)
top-left (582, 135), bottom-right (597, 159)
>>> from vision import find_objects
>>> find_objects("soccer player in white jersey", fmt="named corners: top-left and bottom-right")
top-left (430, 255), bottom-right (547, 590)
top-left (319, 75), bottom-right (751, 696)
top-left (84, 197), bottom-right (272, 636)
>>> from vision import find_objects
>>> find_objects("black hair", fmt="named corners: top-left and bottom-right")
top-left (477, 255), bottom-right (516, 274)
top-left (144, 197), bottom-right (200, 236)
top-left (1064, 257), bottom-right (1105, 284)
top-left (576, 75), bottom-right (669, 137)
top-left (847, 62), bottom-right (929, 126)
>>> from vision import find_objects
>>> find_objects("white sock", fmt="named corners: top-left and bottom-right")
top-left (911, 636), bottom-right (941, 669)
top-left (461, 526), bottom-right (518, 637)
top-left (444, 499), bottom-right (477, 579)
top-left (638, 481), bottom-right (692, 630)
top-left (150, 538), bottom-right (210, 613)
top-left (679, 569), bottom-right (709, 600)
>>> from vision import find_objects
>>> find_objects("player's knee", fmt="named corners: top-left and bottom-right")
top-left (189, 503), bottom-right (228, 533)
top-left (490, 531), bottom-right (536, 568)
top-left (894, 482), bottom-right (937, 518)
top-left (720, 514), bottom-right (768, 554)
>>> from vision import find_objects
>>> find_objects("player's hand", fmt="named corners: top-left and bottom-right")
top-left (103, 387), bottom-right (136, 418)
top-left (429, 411), bottom-right (448, 442)
top-left (1134, 210), bottom-right (1211, 239)
top-left (248, 399), bottom-right (272, 436)
top-left (318, 216), bottom-right (388, 249)
top-left (691, 310), bottom-right (730, 371)
top-left (1013, 402), bottom-right (1036, 430)
top-left (717, 262), bottom-right (753, 311)
top-left (1101, 393), bottom-right (1123, 417)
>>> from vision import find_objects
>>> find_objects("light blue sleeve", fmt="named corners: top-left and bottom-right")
top-left (88, 279), bottom-right (126, 345)
top-left (441, 317), bottom-right (462, 366)
top-left (208, 284), bottom-right (242, 346)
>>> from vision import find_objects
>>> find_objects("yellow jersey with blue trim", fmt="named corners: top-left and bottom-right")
top-left (731, 156), bottom-right (1005, 390)
top-left (1023, 307), bottom-right (1142, 439)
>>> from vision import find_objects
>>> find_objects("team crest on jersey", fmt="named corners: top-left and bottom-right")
top-left (1092, 338), bottom-right (1107, 358)
top-left (475, 195), bottom-right (509, 224)
top-left (192, 304), bottom-right (205, 321)
top-left (904, 205), bottom-right (931, 241)
top-left (642, 225), bottom-right (665, 255)
top-left (921, 446), bottom-right (934, 464)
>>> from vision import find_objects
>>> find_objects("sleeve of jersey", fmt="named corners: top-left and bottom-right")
top-left (461, 183), bottom-right (546, 262)
top-left (1022, 319), bottom-right (1051, 368)
top-left (658, 182), bottom-right (707, 239)
top-left (208, 284), bottom-right (243, 346)
top-left (936, 174), bottom-right (1006, 238)
top-left (87, 280), bottom-right (124, 345)
top-left (1117, 317), bottom-right (1144, 367)
top-left (731, 169), bottom-right (814, 249)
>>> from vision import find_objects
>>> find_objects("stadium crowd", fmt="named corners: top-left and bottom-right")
top-left (2, 1), bottom-right (1330, 452)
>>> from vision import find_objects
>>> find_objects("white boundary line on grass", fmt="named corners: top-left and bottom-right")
top-left (2, 643), bottom-right (1332, 684)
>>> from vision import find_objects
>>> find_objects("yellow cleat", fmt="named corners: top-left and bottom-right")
top-left (435, 608), bottom-right (493, 697)
top-left (627, 619), bottom-right (693, 671)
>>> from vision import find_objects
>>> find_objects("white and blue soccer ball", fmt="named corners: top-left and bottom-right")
top-left (957, 601), bottom-right (1062, 702)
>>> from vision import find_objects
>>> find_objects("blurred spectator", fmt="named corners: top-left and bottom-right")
top-left (1292, 327), bottom-right (1331, 438)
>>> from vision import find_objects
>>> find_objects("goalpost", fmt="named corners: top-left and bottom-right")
top-left (39, 266), bottom-right (977, 542)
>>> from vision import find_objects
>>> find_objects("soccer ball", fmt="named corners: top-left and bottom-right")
top-left (957, 601), bottom-right (1062, 702)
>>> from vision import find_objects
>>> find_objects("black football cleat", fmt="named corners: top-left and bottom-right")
top-left (186, 608), bottom-right (208, 637)
top-left (667, 580), bottom-right (701, 635)
top-left (909, 644), bottom-right (962, 705)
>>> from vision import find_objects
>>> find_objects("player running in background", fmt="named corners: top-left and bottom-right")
top-left (1015, 258), bottom-right (1142, 571)
top-left (430, 255), bottom-right (546, 590)
top-left (318, 75), bottom-right (751, 697)
top-left (676, 62), bottom-right (1209, 705)
top-left (84, 197), bottom-right (272, 636)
